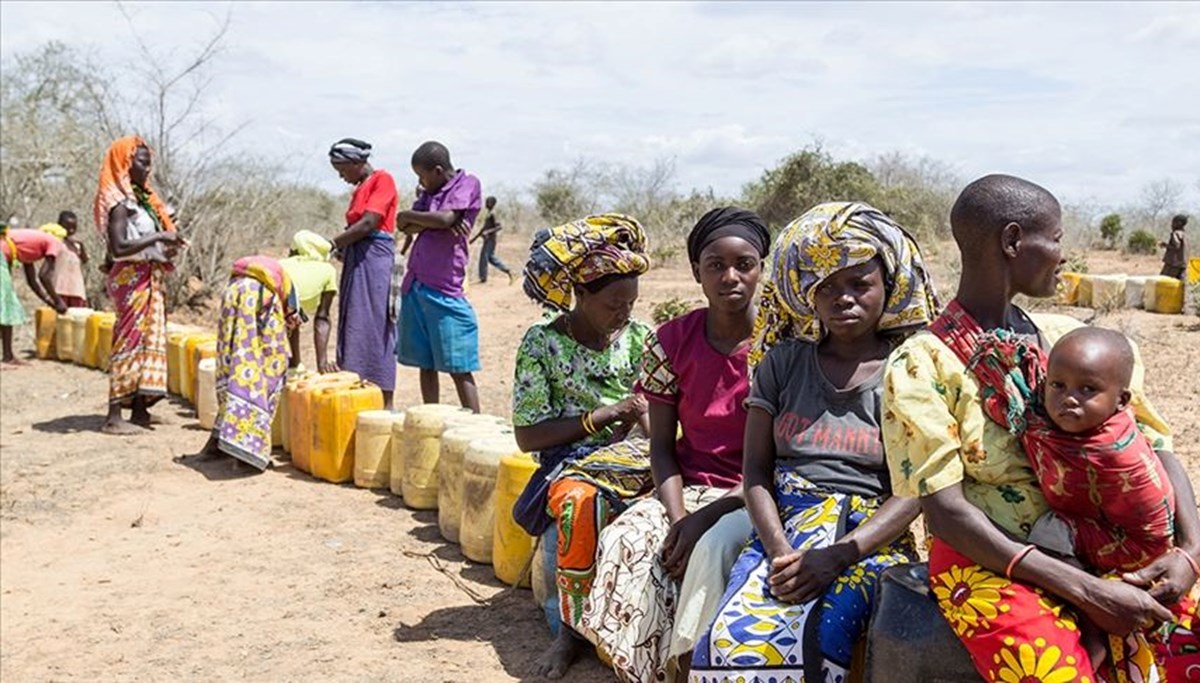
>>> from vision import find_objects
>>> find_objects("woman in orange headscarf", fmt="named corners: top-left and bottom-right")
top-left (94, 135), bottom-right (186, 435)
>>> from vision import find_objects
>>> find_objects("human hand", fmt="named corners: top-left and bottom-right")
top-left (768, 544), bottom-right (855, 604)
top-left (157, 232), bottom-right (187, 246)
top-left (53, 302), bottom-right (68, 315)
top-left (661, 510), bottom-right (717, 579)
top-left (1123, 549), bottom-right (1198, 606)
top-left (453, 220), bottom-right (471, 238)
top-left (1078, 576), bottom-right (1174, 636)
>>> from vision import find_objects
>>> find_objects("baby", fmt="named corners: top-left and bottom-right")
top-left (1025, 326), bottom-right (1175, 573)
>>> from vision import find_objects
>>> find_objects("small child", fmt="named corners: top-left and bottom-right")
top-left (972, 325), bottom-right (1180, 669)
top-left (52, 211), bottom-right (89, 308)
top-left (1160, 214), bottom-right (1187, 281)
top-left (470, 196), bottom-right (514, 284)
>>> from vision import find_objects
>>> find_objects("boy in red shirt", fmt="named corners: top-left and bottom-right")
top-left (1, 224), bottom-right (67, 368)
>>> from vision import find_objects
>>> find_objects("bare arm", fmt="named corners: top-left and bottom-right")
top-left (330, 211), bottom-right (381, 250)
top-left (314, 291), bottom-right (336, 373)
top-left (24, 262), bottom-right (64, 312)
top-left (743, 407), bottom-right (790, 560)
top-left (649, 401), bottom-right (687, 522)
top-left (72, 239), bottom-right (89, 265)
top-left (106, 204), bottom-right (177, 258)
top-left (513, 396), bottom-right (647, 454)
top-left (397, 209), bottom-right (460, 232)
top-left (1123, 450), bottom-right (1200, 604)
top-left (834, 494), bottom-right (919, 562)
top-left (287, 326), bottom-right (301, 369)
top-left (923, 484), bottom-right (1171, 635)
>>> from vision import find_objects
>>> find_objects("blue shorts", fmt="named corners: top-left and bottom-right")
top-left (397, 281), bottom-right (480, 373)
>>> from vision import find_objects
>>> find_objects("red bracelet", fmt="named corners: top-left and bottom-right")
top-left (1172, 547), bottom-right (1200, 578)
top-left (1005, 544), bottom-right (1037, 580)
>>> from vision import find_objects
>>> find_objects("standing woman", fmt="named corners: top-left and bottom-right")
top-left (203, 255), bottom-right (301, 470)
top-left (690, 202), bottom-right (940, 683)
top-left (512, 214), bottom-right (655, 679)
top-left (328, 138), bottom-right (398, 407)
top-left (94, 135), bottom-right (184, 435)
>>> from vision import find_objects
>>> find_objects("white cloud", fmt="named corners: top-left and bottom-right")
top-left (1, 0), bottom-right (1197, 212)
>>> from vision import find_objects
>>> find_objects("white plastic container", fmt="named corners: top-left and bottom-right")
top-left (196, 358), bottom-right (218, 430)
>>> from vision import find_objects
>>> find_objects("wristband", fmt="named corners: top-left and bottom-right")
top-left (581, 412), bottom-right (597, 435)
top-left (1172, 547), bottom-right (1200, 578)
top-left (1005, 544), bottom-right (1037, 580)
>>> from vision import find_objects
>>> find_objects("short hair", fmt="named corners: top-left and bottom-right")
top-left (485, 196), bottom-right (497, 203)
top-left (1172, 214), bottom-right (1189, 227)
top-left (1051, 326), bottom-right (1135, 387)
top-left (950, 174), bottom-right (1060, 257)
top-left (57, 210), bottom-right (77, 224)
top-left (412, 141), bottom-right (452, 171)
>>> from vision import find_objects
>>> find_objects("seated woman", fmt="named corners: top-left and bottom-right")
top-left (511, 214), bottom-right (655, 679)
top-left (202, 256), bottom-right (302, 471)
top-left (884, 174), bottom-right (1199, 682)
top-left (580, 208), bottom-right (769, 682)
top-left (690, 202), bottom-right (941, 683)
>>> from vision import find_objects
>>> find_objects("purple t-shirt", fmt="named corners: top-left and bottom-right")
top-left (402, 170), bottom-right (482, 297)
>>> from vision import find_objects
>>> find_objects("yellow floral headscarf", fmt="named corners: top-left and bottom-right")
top-left (522, 213), bottom-right (651, 312)
top-left (749, 201), bottom-right (940, 368)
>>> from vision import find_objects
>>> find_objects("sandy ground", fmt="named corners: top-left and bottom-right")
top-left (1, 242), bottom-right (1197, 682)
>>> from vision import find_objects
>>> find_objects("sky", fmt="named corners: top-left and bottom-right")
top-left (2, 1), bottom-right (1199, 209)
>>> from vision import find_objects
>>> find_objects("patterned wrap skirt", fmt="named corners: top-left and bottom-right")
top-left (107, 261), bottom-right (168, 405)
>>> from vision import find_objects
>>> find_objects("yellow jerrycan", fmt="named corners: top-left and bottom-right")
top-left (438, 424), bottom-right (508, 543)
top-left (196, 358), bottom-right (219, 430)
top-left (354, 410), bottom-right (405, 489)
top-left (287, 371), bottom-right (359, 474)
top-left (1144, 276), bottom-right (1184, 314)
top-left (310, 381), bottom-right (384, 483)
top-left (97, 315), bottom-right (115, 371)
top-left (277, 369), bottom-right (315, 453)
top-left (67, 307), bottom-right (93, 364)
top-left (34, 307), bottom-right (57, 360)
top-left (460, 435), bottom-right (523, 564)
top-left (493, 451), bottom-right (538, 587)
top-left (397, 404), bottom-right (472, 506)
top-left (166, 331), bottom-right (194, 395)
top-left (82, 312), bottom-right (115, 368)
top-left (181, 333), bottom-right (216, 404)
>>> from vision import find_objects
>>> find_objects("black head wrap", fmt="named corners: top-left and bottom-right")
top-left (686, 207), bottom-right (770, 263)
top-left (329, 138), bottom-right (372, 163)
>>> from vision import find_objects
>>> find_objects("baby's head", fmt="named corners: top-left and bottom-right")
top-left (1044, 327), bottom-right (1134, 433)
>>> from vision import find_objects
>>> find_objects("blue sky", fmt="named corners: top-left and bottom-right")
top-left (2, 1), bottom-right (1198, 209)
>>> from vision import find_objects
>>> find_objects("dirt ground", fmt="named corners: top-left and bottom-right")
top-left (1, 241), bottom-right (1197, 682)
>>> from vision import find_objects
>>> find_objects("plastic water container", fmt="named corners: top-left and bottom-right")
top-left (1189, 257), bottom-right (1200, 285)
top-left (278, 369), bottom-right (314, 453)
top-left (400, 404), bottom-right (473, 508)
top-left (181, 334), bottom-right (216, 404)
top-left (310, 381), bottom-right (384, 483)
top-left (34, 307), bottom-right (56, 359)
top-left (97, 316), bottom-right (114, 371)
top-left (196, 358), bottom-right (218, 430)
top-left (532, 527), bottom-right (561, 635)
top-left (493, 452), bottom-right (538, 587)
top-left (187, 339), bottom-right (218, 404)
top-left (82, 312), bottom-right (115, 368)
top-left (1089, 274), bottom-right (1126, 310)
top-left (288, 372), bottom-right (360, 474)
top-left (1124, 276), bottom-right (1149, 309)
top-left (460, 435), bottom-right (523, 564)
top-left (54, 308), bottom-right (90, 361)
top-left (67, 308), bottom-right (92, 364)
top-left (438, 425), bottom-right (507, 543)
top-left (1056, 272), bottom-right (1083, 306)
top-left (1144, 276), bottom-right (1184, 314)
top-left (354, 410), bottom-right (404, 489)
top-left (166, 332), bottom-right (190, 394)
top-left (1075, 274), bottom-right (1094, 308)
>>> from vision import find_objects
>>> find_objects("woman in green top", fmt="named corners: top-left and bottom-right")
top-left (512, 214), bottom-right (653, 679)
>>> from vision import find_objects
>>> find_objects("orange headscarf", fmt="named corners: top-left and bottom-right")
top-left (93, 135), bottom-right (176, 237)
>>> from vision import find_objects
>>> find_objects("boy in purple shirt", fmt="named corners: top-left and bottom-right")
top-left (396, 141), bottom-right (482, 412)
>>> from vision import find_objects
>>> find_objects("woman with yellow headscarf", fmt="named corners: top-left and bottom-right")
top-left (690, 202), bottom-right (940, 683)
top-left (512, 214), bottom-right (655, 679)
top-left (94, 135), bottom-right (186, 435)
top-left (279, 230), bottom-right (339, 372)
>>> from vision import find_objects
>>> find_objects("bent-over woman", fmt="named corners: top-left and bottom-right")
top-left (690, 202), bottom-right (940, 683)
top-left (94, 136), bottom-right (185, 434)
top-left (581, 207), bottom-right (770, 681)
top-left (511, 214), bottom-right (655, 679)
top-left (203, 256), bottom-right (301, 471)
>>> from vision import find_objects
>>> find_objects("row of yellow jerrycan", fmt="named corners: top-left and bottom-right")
top-left (1058, 272), bottom-right (1185, 313)
top-left (278, 397), bottom-right (540, 588)
top-left (35, 307), bottom-right (117, 371)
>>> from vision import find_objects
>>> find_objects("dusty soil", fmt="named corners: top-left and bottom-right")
top-left (1, 241), bottom-right (1197, 682)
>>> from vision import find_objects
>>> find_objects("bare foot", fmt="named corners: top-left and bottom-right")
top-left (101, 417), bottom-right (142, 435)
top-left (1, 358), bottom-right (29, 370)
top-left (129, 412), bottom-right (162, 428)
top-left (536, 629), bottom-right (585, 679)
